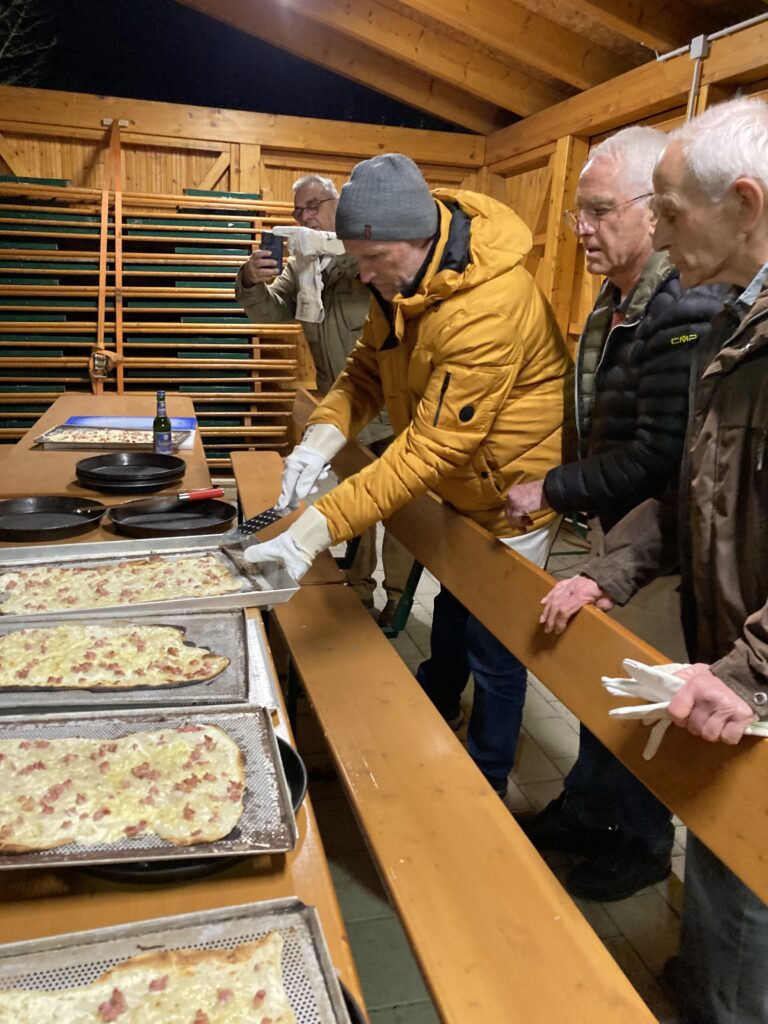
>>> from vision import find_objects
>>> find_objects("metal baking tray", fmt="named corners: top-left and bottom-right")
top-left (0, 706), bottom-right (297, 870)
top-left (33, 424), bottom-right (191, 451)
top-left (0, 533), bottom-right (298, 621)
top-left (0, 898), bottom-right (352, 1024)
top-left (0, 608), bottom-right (280, 712)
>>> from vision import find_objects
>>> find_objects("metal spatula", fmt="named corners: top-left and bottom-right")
top-left (220, 505), bottom-right (283, 547)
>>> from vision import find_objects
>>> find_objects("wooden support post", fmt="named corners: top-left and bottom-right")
top-left (238, 143), bottom-right (262, 195)
top-left (0, 132), bottom-right (30, 177)
top-left (110, 122), bottom-right (124, 394)
top-left (538, 135), bottom-right (589, 341)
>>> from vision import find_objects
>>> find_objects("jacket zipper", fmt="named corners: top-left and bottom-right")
top-left (433, 371), bottom-right (452, 426)
top-left (758, 430), bottom-right (767, 472)
top-left (575, 316), bottom-right (640, 453)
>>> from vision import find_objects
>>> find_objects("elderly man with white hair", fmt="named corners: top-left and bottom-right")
top-left (540, 96), bottom-right (768, 1024)
top-left (506, 126), bottom-right (723, 902)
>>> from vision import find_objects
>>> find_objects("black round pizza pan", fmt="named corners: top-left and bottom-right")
top-left (76, 452), bottom-right (186, 483)
top-left (76, 474), bottom-right (184, 496)
top-left (109, 498), bottom-right (237, 538)
top-left (85, 738), bottom-right (308, 885)
top-left (0, 496), bottom-right (107, 541)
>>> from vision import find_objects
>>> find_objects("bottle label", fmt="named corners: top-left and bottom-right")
top-left (154, 431), bottom-right (173, 455)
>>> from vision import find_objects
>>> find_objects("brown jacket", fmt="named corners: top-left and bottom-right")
top-left (586, 280), bottom-right (768, 715)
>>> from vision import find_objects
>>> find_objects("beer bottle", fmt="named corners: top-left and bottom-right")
top-left (153, 390), bottom-right (173, 454)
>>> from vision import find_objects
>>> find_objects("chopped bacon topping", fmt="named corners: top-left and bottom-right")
top-left (124, 820), bottom-right (148, 838)
top-left (178, 724), bottom-right (203, 733)
top-left (131, 762), bottom-right (160, 780)
top-left (148, 975), bottom-right (169, 992)
top-left (183, 804), bottom-right (195, 820)
top-left (253, 988), bottom-right (267, 1005)
top-left (227, 780), bottom-right (243, 801)
top-left (93, 807), bottom-right (111, 821)
top-left (19, 759), bottom-right (46, 774)
top-left (98, 986), bottom-right (128, 1020)
top-left (216, 988), bottom-right (234, 1003)
top-left (192, 1011), bottom-right (209, 1024)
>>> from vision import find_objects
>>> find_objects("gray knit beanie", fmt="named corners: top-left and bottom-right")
top-left (335, 153), bottom-right (438, 241)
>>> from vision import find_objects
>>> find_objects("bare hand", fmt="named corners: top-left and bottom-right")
top-left (539, 575), bottom-right (615, 635)
top-left (240, 249), bottom-right (280, 287)
top-left (669, 666), bottom-right (755, 744)
top-left (505, 480), bottom-right (547, 529)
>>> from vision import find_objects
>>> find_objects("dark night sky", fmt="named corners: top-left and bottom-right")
top-left (32, 0), bottom-right (464, 132)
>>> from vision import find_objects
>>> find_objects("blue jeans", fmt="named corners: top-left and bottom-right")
top-left (676, 833), bottom-right (768, 1023)
top-left (416, 586), bottom-right (527, 793)
top-left (563, 725), bottom-right (674, 858)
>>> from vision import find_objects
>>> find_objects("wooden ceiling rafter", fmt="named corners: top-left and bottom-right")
top-left (179, 0), bottom-right (505, 133)
top-left (562, 0), bottom-right (712, 52)
top-left (393, 0), bottom-right (632, 91)
top-left (256, 0), bottom-right (569, 116)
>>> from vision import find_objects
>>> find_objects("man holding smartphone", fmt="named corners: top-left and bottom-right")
top-left (236, 173), bottom-right (413, 624)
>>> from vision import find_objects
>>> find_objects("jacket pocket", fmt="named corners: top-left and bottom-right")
top-left (432, 371), bottom-right (452, 426)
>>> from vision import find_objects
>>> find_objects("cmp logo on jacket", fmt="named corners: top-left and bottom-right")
top-left (670, 332), bottom-right (699, 345)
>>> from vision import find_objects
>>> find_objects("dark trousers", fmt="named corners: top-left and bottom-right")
top-left (563, 725), bottom-right (674, 858)
top-left (416, 586), bottom-right (527, 793)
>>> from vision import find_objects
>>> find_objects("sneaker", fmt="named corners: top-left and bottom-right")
top-left (564, 842), bottom-right (672, 901)
top-left (520, 793), bottom-right (618, 857)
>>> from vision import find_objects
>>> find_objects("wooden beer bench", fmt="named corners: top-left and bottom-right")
top-left (234, 450), bottom-right (657, 1024)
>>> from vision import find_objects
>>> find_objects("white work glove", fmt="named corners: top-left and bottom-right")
top-left (272, 226), bottom-right (346, 323)
top-left (276, 423), bottom-right (347, 514)
top-left (243, 506), bottom-right (332, 581)
top-left (602, 659), bottom-right (768, 760)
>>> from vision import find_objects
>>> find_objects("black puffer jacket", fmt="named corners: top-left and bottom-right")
top-left (543, 252), bottom-right (725, 531)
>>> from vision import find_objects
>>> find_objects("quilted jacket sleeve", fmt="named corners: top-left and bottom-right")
top-left (543, 283), bottom-right (723, 522)
top-left (313, 310), bottom-right (524, 543)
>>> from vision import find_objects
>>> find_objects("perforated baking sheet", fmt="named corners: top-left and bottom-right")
top-left (0, 609), bottom-right (279, 712)
top-left (0, 534), bottom-right (298, 621)
top-left (0, 898), bottom-right (351, 1024)
top-left (0, 706), bottom-right (297, 870)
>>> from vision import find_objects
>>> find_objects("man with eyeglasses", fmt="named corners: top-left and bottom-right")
top-left (505, 127), bottom-right (723, 902)
top-left (236, 173), bottom-right (413, 625)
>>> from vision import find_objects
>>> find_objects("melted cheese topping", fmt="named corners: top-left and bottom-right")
top-left (0, 725), bottom-right (245, 851)
top-left (51, 427), bottom-right (186, 446)
top-left (0, 554), bottom-right (242, 616)
top-left (0, 932), bottom-right (296, 1023)
top-left (0, 623), bottom-right (229, 689)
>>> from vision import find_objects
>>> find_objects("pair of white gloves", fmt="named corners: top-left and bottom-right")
top-left (243, 423), bottom-right (347, 580)
top-left (604, 659), bottom-right (768, 759)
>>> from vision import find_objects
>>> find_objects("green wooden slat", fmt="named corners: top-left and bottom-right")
top-left (174, 246), bottom-right (249, 254)
top-left (127, 265), bottom-right (235, 275)
top-left (0, 314), bottom-right (66, 321)
top-left (180, 316), bottom-right (250, 324)
top-left (0, 210), bottom-right (98, 223)
top-left (0, 175), bottom-right (69, 186)
top-left (183, 189), bottom-right (261, 200)
top-left (124, 336), bottom-right (248, 344)
top-left (174, 280), bottom-right (234, 288)
top-left (0, 383), bottom-right (64, 392)
top-left (0, 298), bottom-right (99, 309)
top-left (0, 349), bottom-right (64, 357)
top-left (0, 223), bottom-right (99, 235)
top-left (0, 277), bottom-right (58, 284)
top-left (0, 240), bottom-right (59, 250)
top-left (180, 385), bottom-right (251, 393)
top-left (123, 300), bottom-right (238, 309)
top-left (176, 350), bottom-right (249, 359)
top-left (0, 261), bottom-right (99, 270)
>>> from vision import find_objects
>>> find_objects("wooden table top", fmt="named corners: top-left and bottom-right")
top-left (0, 422), bottom-right (365, 1011)
top-left (0, 394), bottom-right (211, 503)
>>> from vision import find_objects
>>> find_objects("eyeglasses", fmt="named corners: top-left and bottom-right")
top-left (563, 192), bottom-right (653, 233)
top-left (292, 197), bottom-right (335, 220)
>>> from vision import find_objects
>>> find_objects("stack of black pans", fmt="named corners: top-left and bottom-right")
top-left (75, 453), bottom-right (186, 494)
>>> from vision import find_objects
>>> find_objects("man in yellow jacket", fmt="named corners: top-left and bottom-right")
top-left (246, 153), bottom-right (572, 794)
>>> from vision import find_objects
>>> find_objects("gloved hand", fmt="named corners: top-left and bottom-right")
top-left (276, 423), bottom-right (347, 514)
top-left (244, 506), bottom-right (332, 581)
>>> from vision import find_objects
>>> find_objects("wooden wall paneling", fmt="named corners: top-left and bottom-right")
top-left (0, 86), bottom-right (485, 167)
top-left (0, 134), bottom-right (30, 177)
top-left (195, 151), bottom-right (231, 191)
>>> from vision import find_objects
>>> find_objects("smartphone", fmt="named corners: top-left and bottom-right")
top-left (261, 231), bottom-right (284, 274)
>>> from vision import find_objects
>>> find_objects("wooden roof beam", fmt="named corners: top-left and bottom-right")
top-left (178, 0), bottom-right (505, 134)
top-left (397, 0), bottom-right (632, 91)
top-left (563, 0), bottom-right (711, 53)
top-left (486, 18), bottom-right (768, 164)
top-left (282, 0), bottom-right (568, 116)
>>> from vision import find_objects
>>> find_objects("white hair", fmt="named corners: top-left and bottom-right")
top-left (669, 97), bottom-right (768, 201)
top-left (586, 126), bottom-right (668, 197)
top-left (292, 174), bottom-right (338, 197)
